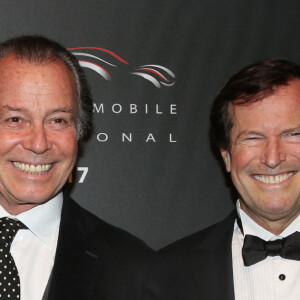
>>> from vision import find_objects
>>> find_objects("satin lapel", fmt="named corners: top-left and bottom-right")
top-left (193, 211), bottom-right (236, 300)
top-left (47, 196), bottom-right (107, 300)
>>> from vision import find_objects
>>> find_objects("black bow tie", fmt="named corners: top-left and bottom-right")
top-left (242, 231), bottom-right (300, 266)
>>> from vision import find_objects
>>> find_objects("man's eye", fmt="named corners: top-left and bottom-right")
top-left (238, 136), bottom-right (264, 146)
top-left (50, 118), bottom-right (69, 125)
top-left (244, 137), bottom-right (263, 142)
top-left (49, 118), bottom-right (71, 129)
top-left (282, 132), bottom-right (300, 142)
top-left (0, 116), bottom-right (25, 128)
top-left (9, 117), bottom-right (21, 122)
top-left (53, 118), bottom-right (65, 123)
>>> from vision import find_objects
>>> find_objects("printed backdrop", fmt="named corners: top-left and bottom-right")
top-left (0, 1), bottom-right (299, 249)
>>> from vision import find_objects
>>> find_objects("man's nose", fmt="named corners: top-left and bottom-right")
top-left (260, 137), bottom-right (286, 168)
top-left (22, 124), bottom-right (51, 154)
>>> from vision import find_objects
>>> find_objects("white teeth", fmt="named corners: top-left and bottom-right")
top-left (13, 162), bottom-right (52, 174)
top-left (254, 172), bottom-right (294, 184)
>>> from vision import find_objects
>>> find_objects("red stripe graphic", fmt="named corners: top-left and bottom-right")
top-left (68, 47), bottom-right (129, 64)
top-left (136, 68), bottom-right (169, 82)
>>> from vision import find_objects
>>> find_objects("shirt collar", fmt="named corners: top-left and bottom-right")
top-left (236, 200), bottom-right (300, 241)
top-left (0, 193), bottom-right (63, 246)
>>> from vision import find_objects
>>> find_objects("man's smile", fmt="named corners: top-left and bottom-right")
top-left (252, 171), bottom-right (295, 184)
top-left (13, 162), bottom-right (53, 174)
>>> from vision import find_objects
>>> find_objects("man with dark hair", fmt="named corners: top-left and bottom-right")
top-left (0, 35), bottom-right (165, 300)
top-left (160, 59), bottom-right (300, 299)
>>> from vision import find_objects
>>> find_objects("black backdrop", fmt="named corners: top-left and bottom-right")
top-left (1, 1), bottom-right (299, 249)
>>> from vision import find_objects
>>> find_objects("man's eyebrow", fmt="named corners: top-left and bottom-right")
top-left (0, 105), bottom-right (74, 113)
top-left (235, 130), bottom-right (264, 139)
top-left (0, 105), bottom-right (22, 111)
top-left (51, 107), bottom-right (74, 113)
top-left (280, 126), bottom-right (300, 134)
top-left (235, 127), bottom-right (300, 140)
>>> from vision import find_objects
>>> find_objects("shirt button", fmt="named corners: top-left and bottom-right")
top-left (279, 274), bottom-right (286, 281)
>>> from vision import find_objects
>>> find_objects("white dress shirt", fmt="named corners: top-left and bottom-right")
top-left (0, 193), bottom-right (63, 300)
top-left (232, 201), bottom-right (300, 300)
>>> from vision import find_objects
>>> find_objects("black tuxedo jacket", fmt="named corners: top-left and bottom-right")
top-left (45, 193), bottom-right (165, 300)
top-left (159, 211), bottom-right (237, 300)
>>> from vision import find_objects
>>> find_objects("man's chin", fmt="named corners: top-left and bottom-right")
top-left (0, 190), bottom-right (57, 214)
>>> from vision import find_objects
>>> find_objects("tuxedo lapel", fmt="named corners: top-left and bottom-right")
top-left (193, 211), bottom-right (236, 300)
top-left (47, 195), bottom-right (107, 300)
top-left (41, 270), bottom-right (52, 300)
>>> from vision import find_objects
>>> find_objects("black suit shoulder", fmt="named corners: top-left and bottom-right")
top-left (73, 198), bottom-right (161, 273)
top-left (160, 210), bottom-right (236, 258)
top-left (158, 211), bottom-right (236, 300)
top-left (49, 194), bottom-right (165, 300)
top-left (67, 197), bottom-right (156, 256)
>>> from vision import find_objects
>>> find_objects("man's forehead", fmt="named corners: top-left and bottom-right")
top-left (0, 54), bottom-right (77, 97)
top-left (228, 100), bottom-right (263, 118)
top-left (0, 53), bottom-right (71, 79)
top-left (228, 80), bottom-right (300, 134)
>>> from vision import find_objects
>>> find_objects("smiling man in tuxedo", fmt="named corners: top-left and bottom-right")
top-left (160, 59), bottom-right (300, 299)
top-left (0, 35), bottom-right (165, 300)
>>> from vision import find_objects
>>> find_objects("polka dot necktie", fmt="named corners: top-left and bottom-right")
top-left (0, 217), bottom-right (26, 299)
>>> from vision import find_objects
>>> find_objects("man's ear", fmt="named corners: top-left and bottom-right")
top-left (220, 149), bottom-right (231, 172)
